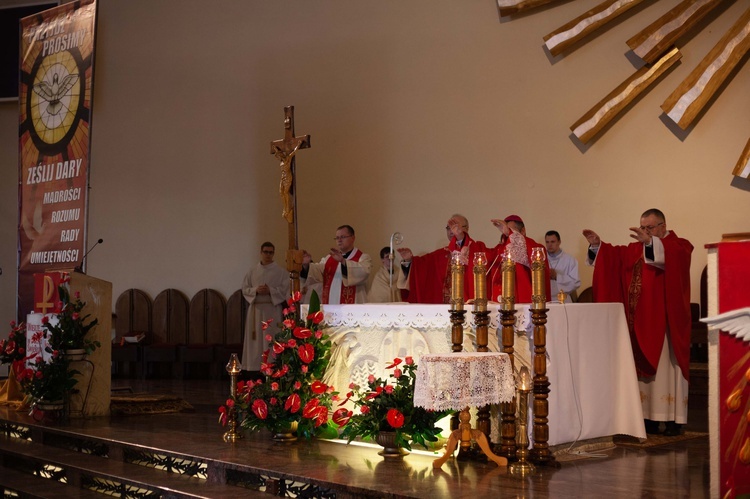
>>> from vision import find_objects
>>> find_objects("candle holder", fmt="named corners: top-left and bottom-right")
top-left (471, 252), bottom-right (491, 443)
top-left (222, 353), bottom-right (243, 443)
top-left (509, 366), bottom-right (535, 478)
top-left (449, 253), bottom-right (466, 352)
top-left (530, 247), bottom-right (546, 310)
top-left (497, 250), bottom-right (518, 460)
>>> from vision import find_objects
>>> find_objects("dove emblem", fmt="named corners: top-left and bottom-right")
top-left (32, 72), bottom-right (79, 117)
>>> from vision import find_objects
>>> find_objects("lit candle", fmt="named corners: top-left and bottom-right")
top-left (450, 252), bottom-right (464, 311)
top-left (501, 249), bottom-right (515, 311)
top-left (530, 247), bottom-right (546, 309)
top-left (473, 252), bottom-right (487, 312)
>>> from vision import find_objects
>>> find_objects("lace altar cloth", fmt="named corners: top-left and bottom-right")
top-left (414, 352), bottom-right (514, 411)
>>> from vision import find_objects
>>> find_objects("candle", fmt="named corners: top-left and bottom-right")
top-left (501, 250), bottom-right (515, 311)
top-left (530, 247), bottom-right (546, 309)
top-left (450, 252), bottom-right (464, 311)
top-left (473, 252), bottom-right (487, 312)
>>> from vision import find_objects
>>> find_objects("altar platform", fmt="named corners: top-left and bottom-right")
top-left (0, 379), bottom-right (709, 498)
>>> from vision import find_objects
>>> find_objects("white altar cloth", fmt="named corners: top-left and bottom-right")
top-left (319, 303), bottom-right (646, 446)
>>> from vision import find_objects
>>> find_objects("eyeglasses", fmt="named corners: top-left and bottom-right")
top-left (639, 222), bottom-right (664, 231)
top-left (333, 235), bottom-right (353, 241)
top-left (445, 225), bottom-right (469, 230)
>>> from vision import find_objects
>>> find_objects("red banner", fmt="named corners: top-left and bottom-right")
top-left (17, 0), bottom-right (97, 317)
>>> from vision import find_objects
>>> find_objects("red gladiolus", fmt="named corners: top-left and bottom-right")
top-left (386, 409), bottom-right (405, 428)
top-left (311, 380), bottom-right (327, 394)
top-left (284, 393), bottom-right (301, 413)
top-left (298, 344), bottom-right (314, 364)
top-left (292, 327), bottom-right (312, 339)
top-left (308, 311), bottom-right (324, 325)
top-left (332, 408), bottom-right (352, 427)
top-left (386, 358), bottom-right (402, 369)
top-left (252, 399), bottom-right (268, 419)
top-left (302, 398), bottom-right (320, 418)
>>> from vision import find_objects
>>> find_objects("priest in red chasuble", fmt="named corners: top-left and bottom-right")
top-left (301, 225), bottom-right (372, 304)
top-left (397, 214), bottom-right (488, 304)
top-left (583, 208), bottom-right (693, 436)
top-left (486, 215), bottom-right (550, 304)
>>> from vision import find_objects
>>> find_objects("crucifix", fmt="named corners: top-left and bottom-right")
top-left (270, 106), bottom-right (310, 296)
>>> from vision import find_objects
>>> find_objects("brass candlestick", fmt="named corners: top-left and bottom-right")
top-left (530, 247), bottom-right (546, 310)
top-left (223, 353), bottom-right (243, 443)
top-left (450, 253), bottom-right (466, 352)
top-left (497, 250), bottom-right (518, 460)
top-left (509, 367), bottom-right (535, 478)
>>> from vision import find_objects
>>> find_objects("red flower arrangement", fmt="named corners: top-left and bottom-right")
top-left (0, 321), bottom-right (27, 367)
top-left (218, 291), bottom-right (338, 438)
top-left (339, 357), bottom-right (449, 451)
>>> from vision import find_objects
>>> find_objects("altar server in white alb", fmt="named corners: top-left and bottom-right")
top-left (544, 230), bottom-right (581, 303)
top-left (301, 224), bottom-right (372, 304)
top-left (242, 242), bottom-right (289, 372)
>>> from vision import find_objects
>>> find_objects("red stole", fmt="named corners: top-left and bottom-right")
top-left (322, 249), bottom-right (363, 304)
top-left (592, 231), bottom-right (693, 380)
top-left (487, 236), bottom-right (550, 303)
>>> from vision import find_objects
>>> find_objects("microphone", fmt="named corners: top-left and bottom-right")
top-left (75, 238), bottom-right (104, 273)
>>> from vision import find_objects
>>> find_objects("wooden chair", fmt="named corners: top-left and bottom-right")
top-left (217, 289), bottom-right (248, 377)
top-left (575, 286), bottom-right (593, 303)
top-left (112, 289), bottom-right (152, 378)
top-left (180, 289), bottom-right (226, 379)
top-left (142, 289), bottom-right (188, 379)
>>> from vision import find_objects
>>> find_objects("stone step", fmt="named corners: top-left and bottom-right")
top-left (0, 466), bottom-right (104, 499)
top-left (0, 435), bottom-right (267, 498)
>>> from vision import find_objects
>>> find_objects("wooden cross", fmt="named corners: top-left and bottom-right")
top-left (270, 106), bottom-right (310, 293)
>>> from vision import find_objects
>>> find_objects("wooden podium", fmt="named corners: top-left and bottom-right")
top-left (34, 271), bottom-right (112, 417)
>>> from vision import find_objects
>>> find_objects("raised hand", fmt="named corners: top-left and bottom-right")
top-left (397, 247), bottom-right (413, 262)
top-left (491, 219), bottom-right (510, 237)
top-left (629, 226), bottom-right (652, 245)
top-left (582, 229), bottom-right (601, 247)
top-left (447, 217), bottom-right (464, 239)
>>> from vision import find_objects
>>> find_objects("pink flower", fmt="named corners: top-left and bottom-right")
top-left (265, 334), bottom-right (272, 342)
top-left (405, 356), bottom-right (414, 365)
top-left (315, 331), bottom-right (323, 339)
top-left (301, 365), bottom-right (308, 373)
top-left (368, 375), bottom-right (375, 383)
top-left (384, 385), bottom-right (394, 394)
top-left (287, 339), bottom-right (297, 347)
top-left (269, 397), bottom-right (278, 405)
top-left (74, 291), bottom-right (81, 299)
top-left (360, 406), bottom-right (370, 414)
top-left (393, 368), bottom-right (402, 379)
top-left (271, 382), bottom-right (279, 391)
top-left (293, 381), bottom-right (302, 390)
top-left (71, 313), bottom-right (80, 321)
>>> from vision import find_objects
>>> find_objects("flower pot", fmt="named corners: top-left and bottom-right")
top-left (34, 399), bottom-right (64, 411)
top-left (376, 431), bottom-right (409, 457)
top-left (64, 349), bottom-right (87, 361)
top-left (272, 421), bottom-right (299, 442)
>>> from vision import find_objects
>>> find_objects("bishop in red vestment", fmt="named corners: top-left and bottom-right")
top-left (486, 215), bottom-right (551, 303)
top-left (584, 208), bottom-right (692, 436)
top-left (397, 215), bottom-right (487, 304)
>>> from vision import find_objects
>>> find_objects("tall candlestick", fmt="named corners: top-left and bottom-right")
top-left (530, 247), bottom-right (546, 310)
top-left (450, 252), bottom-right (464, 311)
top-left (501, 250), bottom-right (515, 311)
top-left (473, 252), bottom-right (487, 312)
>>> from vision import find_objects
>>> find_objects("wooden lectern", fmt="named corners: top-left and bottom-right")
top-left (34, 271), bottom-right (112, 417)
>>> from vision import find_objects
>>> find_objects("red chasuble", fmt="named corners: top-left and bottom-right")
top-left (487, 236), bottom-right (551, 304)
top-left (406, 234), bottom-right (487, 304)
top-left (322, 249), bottom-right (363, 304)
top-left (591, 231), bottom-right (693, 380)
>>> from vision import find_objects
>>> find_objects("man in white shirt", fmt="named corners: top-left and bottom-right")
top-left (544, 230), bottom-right (581, 303)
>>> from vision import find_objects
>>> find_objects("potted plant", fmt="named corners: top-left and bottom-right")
top-left (42, 283), bottom-right (100, 358)
top-left (218, 291), bottom-right (339, 440)
top-left (338, 357), bottom-right (450, 454)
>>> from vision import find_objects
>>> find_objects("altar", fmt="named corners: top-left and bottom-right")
top-left (320, 302), bottom-right (646, 446)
